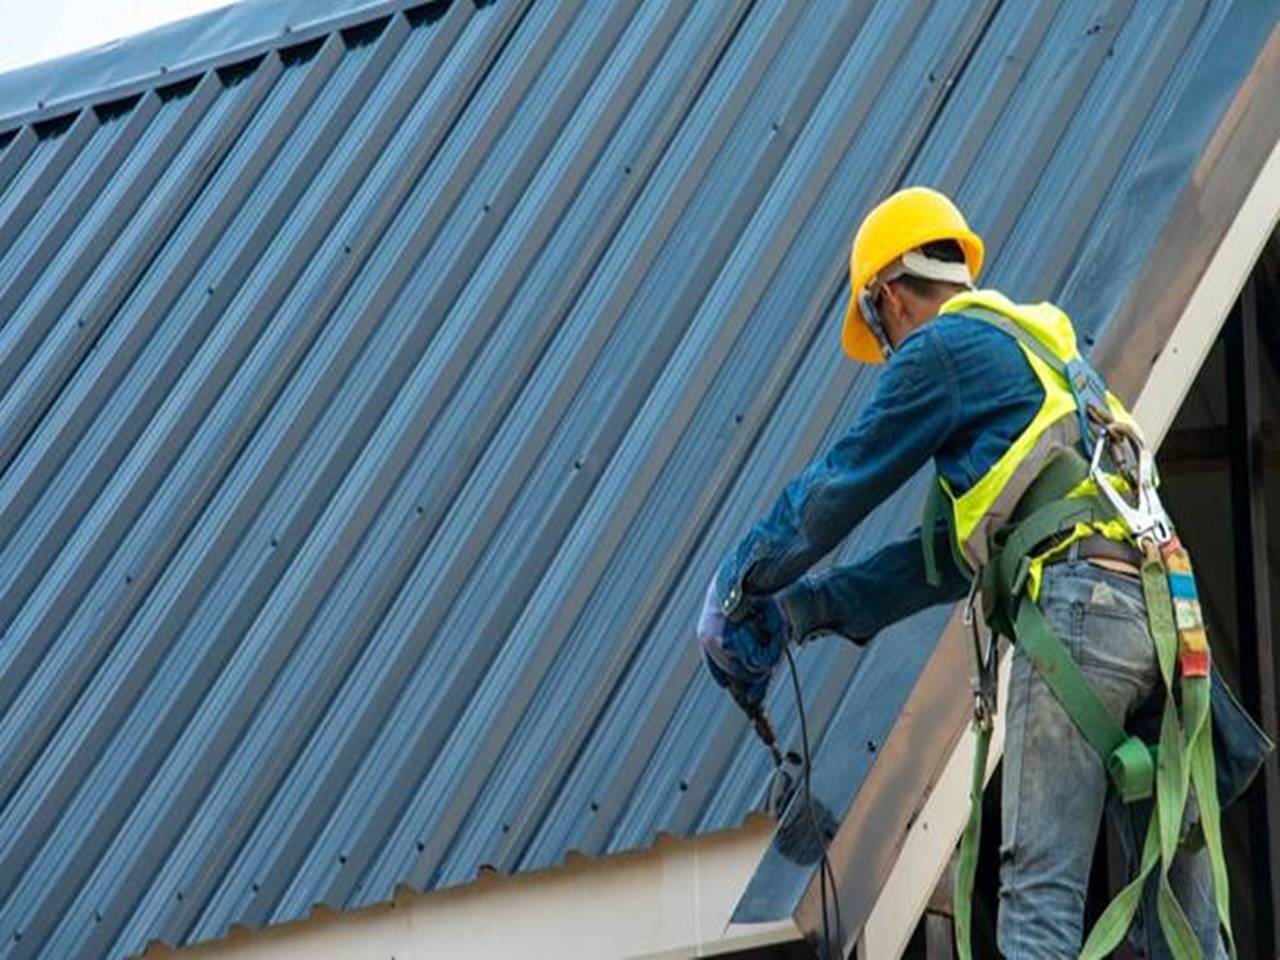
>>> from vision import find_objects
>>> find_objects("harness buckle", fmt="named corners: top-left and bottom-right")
top-left (973, 691), bottom-right (995, 733)
top-left (1088, 423), bottom-right (1173, 548)
top-left (965, 574), bottom-right (997, 731)
top-left (963, 572), bottom-right (980, 627)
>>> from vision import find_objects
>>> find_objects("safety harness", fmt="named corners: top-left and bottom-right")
top-left (923, 306), bottom-right (1235, 959)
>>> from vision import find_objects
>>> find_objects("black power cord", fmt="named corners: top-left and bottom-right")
top-left (784, 644), bottom-right (843, 960)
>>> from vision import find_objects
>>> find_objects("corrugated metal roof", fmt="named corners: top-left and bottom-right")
top-left (0, 0), bottom-right (1275, 957)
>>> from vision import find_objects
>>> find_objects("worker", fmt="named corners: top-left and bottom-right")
top-left (696, 187), bottom-right (1268, 958)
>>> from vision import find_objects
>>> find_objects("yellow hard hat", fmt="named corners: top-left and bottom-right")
top-left (841, 186), bottom-right (985, 363)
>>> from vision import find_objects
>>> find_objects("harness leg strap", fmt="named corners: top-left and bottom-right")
top-left (1013, 598), bottom-right (1154, 802)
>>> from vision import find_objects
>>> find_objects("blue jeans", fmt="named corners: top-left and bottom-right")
top-left (998, 560), bottom-right (1227, 958)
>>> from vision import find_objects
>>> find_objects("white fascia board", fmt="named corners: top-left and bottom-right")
top-left (142, 818), bottom-right (798, 960)
top-left (856, 655), bottom-right (1011, 960)
top-left (1131, 134), bottom-right (1280, 442)
top-left (856, 131), bottom-right (1280, 960)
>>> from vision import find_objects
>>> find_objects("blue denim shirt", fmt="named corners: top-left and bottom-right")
top-left (717, 304), bottom-right (1272, 811)
top-left (719, 310), bottom-right (1045, 640)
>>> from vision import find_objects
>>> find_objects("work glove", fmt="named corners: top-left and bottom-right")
top-left (696, 576), bottom-right (794, 713)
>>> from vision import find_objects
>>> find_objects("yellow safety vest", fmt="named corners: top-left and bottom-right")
top-left (942, 290), bottom-right (1240, 960)
top-left (936, 289), bottom-right (1139, 596)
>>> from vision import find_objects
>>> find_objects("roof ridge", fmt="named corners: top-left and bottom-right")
top-left (0, 0), bottom-right (415, 132)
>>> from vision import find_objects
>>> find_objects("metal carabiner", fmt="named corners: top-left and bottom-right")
top-left (964, 574), bottom-right (996, 730)
top-left (1088, 422), bottom-right (1173, 548)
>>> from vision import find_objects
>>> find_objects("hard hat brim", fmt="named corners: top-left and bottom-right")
top-left (841, 293), bottom-right (887, 364)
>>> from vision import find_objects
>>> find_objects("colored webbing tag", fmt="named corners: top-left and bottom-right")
top-left (1162, 537), bottom-right (1210, 677)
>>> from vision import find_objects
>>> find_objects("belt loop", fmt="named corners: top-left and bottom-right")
top-left (1067, 539), bottom-right (1081, 563)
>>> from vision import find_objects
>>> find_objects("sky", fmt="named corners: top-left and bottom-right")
top-left (0, 0), bottom-right (236, 75)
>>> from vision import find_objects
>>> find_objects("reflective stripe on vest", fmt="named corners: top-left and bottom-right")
top-left (936, 289), bottom-right (1140, 573)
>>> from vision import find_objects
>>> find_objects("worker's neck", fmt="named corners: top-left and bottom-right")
top-left (885, 294), bottom-right (951, 349)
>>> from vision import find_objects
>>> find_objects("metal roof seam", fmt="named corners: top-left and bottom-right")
top-left (0, 1), bottom-right (1275, 956)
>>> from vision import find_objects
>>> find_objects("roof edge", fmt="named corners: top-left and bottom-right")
top-left (0, 0), bottom-right (423, 132)
top-left (1094, 17), bottom-right (1280, 399)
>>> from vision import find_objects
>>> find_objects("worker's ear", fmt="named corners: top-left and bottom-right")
top-left (878, 280), bottom-right (905, 328)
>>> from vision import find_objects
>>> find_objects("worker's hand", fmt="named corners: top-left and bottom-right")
top-left (697, 578), bottom-right (793, 711)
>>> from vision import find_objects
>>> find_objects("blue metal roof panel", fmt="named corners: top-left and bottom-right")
top-left (0, 0), bottom-right (1274, 956)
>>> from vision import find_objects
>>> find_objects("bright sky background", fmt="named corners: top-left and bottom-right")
top-left (0, 0), bottom-right (237, 75)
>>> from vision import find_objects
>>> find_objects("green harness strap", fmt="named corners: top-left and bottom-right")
top-left (923, 445), bottom-right (1091, 589)
top-left (945, 456), bottom-right (1105, 960)
top-left (1077, 553), bottom-right (1236, 959)
top-left (949, 494), bottom-right (1235, 959)
top-left (952, 492), bottom-right (1150, 960)
top-left (930, 307), bottom-right (1235, 957)
top-left (954, 704), bottom-right (991, 960)
top-left (1014, 597), bottom-right (1154, 803)
top-left (922, 476), bottom-right (971, 587)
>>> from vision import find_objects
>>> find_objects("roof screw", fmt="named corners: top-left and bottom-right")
top-left (125, 573), bottom-right (133, 584)
top-left (573, 459), bottom-right (583, 470)
top-left (589, 801), bottom-right (599, 812)
top-left (270, 537), bottom-right (278, 548)
top-left (338, 854), bottom-right (347, 865)
top-left (678, 779), bottom-right (689, 792)
top-left (160, 66), bottom-right (168, 74)
top-left (500, 823), bottom-right (510, 834)
top-left (866, 739), bottom-right (877, 753)
top-left (733, 413), bottom-right (744, 424)
top-left (36, 101), bottom-right (44, 109)
top-left (283, 24), bottom-right (292, 34)
top-left (624, 164), bottom-right (632, 175)
top-left (252, 883), bottom-right (260, 893)
top-left (416, 841), bottom-right (425, 852)
top-left (176, 891), bottom-right (184, 902)
top-left (415, 505), bottom-right (424, 515)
